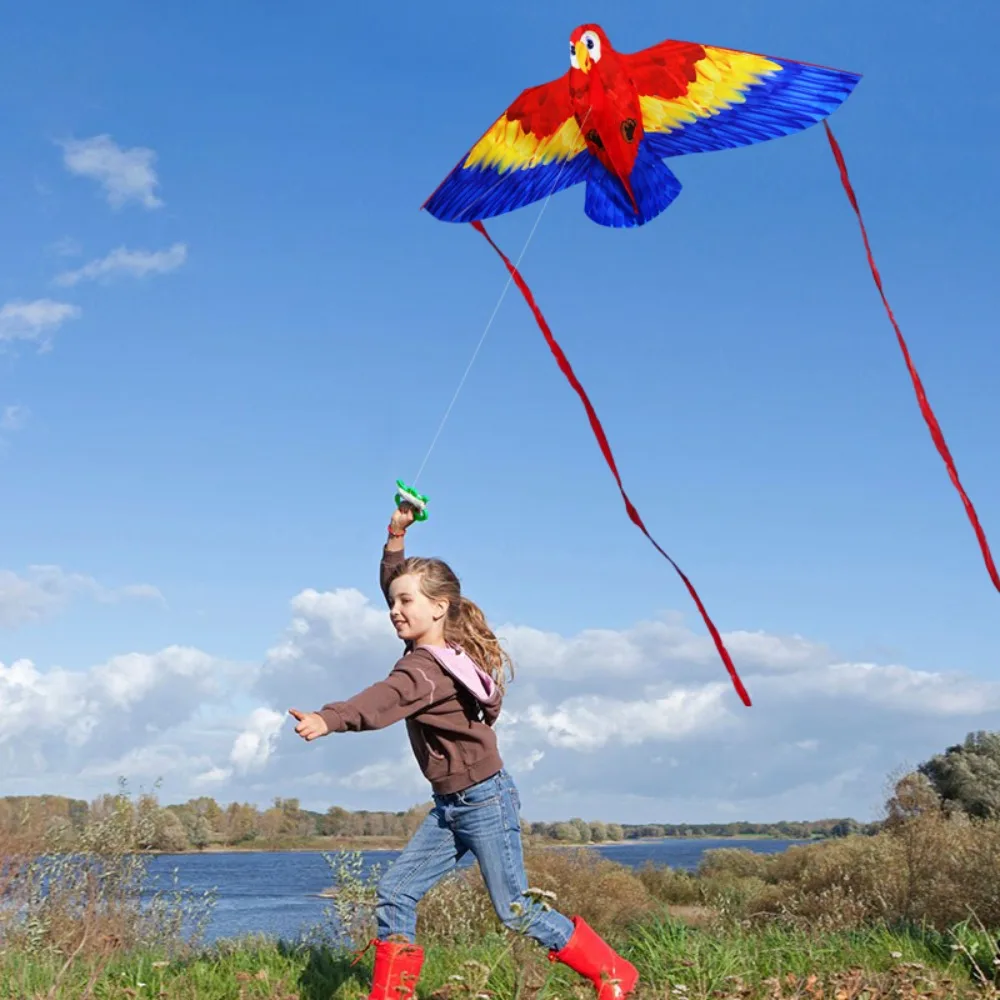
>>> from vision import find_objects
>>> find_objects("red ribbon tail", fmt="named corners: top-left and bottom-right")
top-left (470, 220), bottom-right (751, 707)
top-left (823, 122), bottom-right (999, 593)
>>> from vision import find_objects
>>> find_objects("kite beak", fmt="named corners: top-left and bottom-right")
top-left (574, 40), bottom-right (591, 73)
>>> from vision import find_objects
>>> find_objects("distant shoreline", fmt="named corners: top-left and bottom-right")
top-left (145, 833), bottom-right (818, 856)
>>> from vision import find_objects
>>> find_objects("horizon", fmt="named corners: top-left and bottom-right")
top-left (1, 0), bottom-right (998, 825)
top-left (0, 790), bottom-right (864, 831)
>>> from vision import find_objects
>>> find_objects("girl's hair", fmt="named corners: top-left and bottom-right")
top-left (389, 556), bottom-right (514, 694)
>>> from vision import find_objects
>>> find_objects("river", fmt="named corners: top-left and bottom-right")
top-left (145, 838), bottom-right (805, 943)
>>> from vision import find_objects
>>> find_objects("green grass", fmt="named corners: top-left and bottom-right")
top-left (3, 915), bottom-right (998, 1000)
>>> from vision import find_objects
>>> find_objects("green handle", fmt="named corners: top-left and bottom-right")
top-left (394, 479), bottom-right (429, 521)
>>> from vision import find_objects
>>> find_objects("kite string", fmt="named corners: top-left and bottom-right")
top-left (823, 122), bottom-right (999, 593)
top-left (410, 108), bottom-right (595, 489)
top-left (410, 193), bottom-right (551, 488)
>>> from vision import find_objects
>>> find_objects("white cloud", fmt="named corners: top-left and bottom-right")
top-left (521, 685), bottom-right (730, 751)
top-left (253, 586), bottom-right (1000, 821)
top-left (499, 619), bottom-right (829, 682)
top-left (0, 300), bottom-right (81, 352)
top-left (0, 565), bottom-right (164, 628)
top-left (92, 647), bottom-right (225, 709)
top-left (229, 708), bottom-right (285, 774)
top-left (335, 756), bottom-right (426, 794)
top-left (1, 406), bottom-right (29, 432)
top-left (60, 134), bottom-right (163, 210)
top-left (49, 237), bottom-right (82, 258)
top-left (5, 578), bottom-right (999, 823)
top-left (55, 243), bottom-right (188, 287)
top-left (195, 766), bottom-right (234, 785)
top-left (0, 647), bottom-right (244, 764)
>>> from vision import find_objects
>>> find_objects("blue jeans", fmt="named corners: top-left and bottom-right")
top-left (374, 769), bottom-right (574, 951)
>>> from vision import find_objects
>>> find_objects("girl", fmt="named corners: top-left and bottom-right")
top-left (289, 502), bottom-right (638, 1000)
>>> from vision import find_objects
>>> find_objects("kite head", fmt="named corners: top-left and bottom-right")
top-left (569, 24), bottom-right (611, 74)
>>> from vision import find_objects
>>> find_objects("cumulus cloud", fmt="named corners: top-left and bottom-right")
top-left (60, 134), bottom-right (163, 210)
top-left (251, 586), bottom-right (1000, 821)
top-left (229, 708), bottom-right (286, 775)
top-left (0, 647), bottom-right (245, 772)
top-left (6, 577), bottom-right (999, 823)
top-left (0, 299), bottom-right (80, 352)
top-left (0, 565), bottom-right (164, 628)
top-left (55, 243), bottom-right (188, 287)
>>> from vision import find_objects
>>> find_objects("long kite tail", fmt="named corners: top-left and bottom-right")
top-left (470, 219), bottom-right (751, 707)
top-left (823, 123), bottom-right (999, 593)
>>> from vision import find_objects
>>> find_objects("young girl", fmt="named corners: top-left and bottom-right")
top-left (289, 502), bottom-right (638, 1000)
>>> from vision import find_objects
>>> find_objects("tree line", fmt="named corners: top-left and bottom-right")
top-left (0, 791), bottom-right (861, 852)
top-left (6, 728), bottom-right (995, 852)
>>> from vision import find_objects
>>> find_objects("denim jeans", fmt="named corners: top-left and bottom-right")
top-left (375, 769), bottom-right (575, 951)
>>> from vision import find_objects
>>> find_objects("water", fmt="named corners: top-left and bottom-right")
top-left (146, 839), bottom-right (805, 944)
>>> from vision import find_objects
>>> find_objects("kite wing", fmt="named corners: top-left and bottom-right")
top-left (423, 75), bottom-right (593, 223)
top-left (625, 40), bottom-right (861, 158)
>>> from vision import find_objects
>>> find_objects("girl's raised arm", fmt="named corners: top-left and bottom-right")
top-left (381, 502), bottom-right (415, 602)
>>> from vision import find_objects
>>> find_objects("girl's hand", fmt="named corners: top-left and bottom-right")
top-left (288, 708), bottom-right (329, 741)
top-left (390, 503), bottom-right (416, 535)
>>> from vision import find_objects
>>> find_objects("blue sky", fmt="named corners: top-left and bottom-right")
top-left (1, 0), bottom-right (998, 822)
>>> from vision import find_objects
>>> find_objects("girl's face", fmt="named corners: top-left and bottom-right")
top-left (388, 573), bottom-right (448, 644)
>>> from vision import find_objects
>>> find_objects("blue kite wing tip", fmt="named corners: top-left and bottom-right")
top-left (423, 147), bottom-right (594, 225)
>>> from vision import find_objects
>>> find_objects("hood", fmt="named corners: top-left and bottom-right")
top-left (417, 644), bottom-right (501, 707)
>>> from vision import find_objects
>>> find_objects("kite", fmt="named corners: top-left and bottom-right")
top-left (414, 23), bottom-right (998, 707)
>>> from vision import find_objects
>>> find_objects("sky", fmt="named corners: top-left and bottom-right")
top-left (1, 0), bottom-right (998, 825)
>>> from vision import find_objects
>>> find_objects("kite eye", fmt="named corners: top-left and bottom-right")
top-left (569, 43), bottom-right (579, 69)
top-left (581, 31), bottom-right (602, 62)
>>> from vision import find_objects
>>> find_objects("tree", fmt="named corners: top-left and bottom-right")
top-left (552, 822), bottom-right (579, 842)
top-left (153, 809), bottom-right (191, 853)
top-left (830, 819), bottom-right (860, 838)
top-left (321, 806), bottom-right (351, 837)
top-left (605, 824), bottom-right (624, 841)
top-left (222, 803), bottom-right (260, 844)
top-left (918, 730), bottom-right (1000, 819)
top-left (885, 772), bottom-right (942, 829)
top-left (187, 796), bottom-right (224, 834)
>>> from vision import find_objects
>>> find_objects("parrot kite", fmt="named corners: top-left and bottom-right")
top-left (423, 25), bottom-right (861, 228)
top-left (419, 25), bottom-right (999, 708)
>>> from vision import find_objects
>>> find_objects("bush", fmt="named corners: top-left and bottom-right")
top-left (416, 847), bottom-right (656, 942)
top-left (685, 812), bottom-right (1000, 932)
top-left (0, 783), bottom-right (215, 991)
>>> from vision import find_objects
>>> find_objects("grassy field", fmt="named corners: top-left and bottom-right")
top-left (3, 779), bottom-right (1000, 999)
top-left (2, 916), bottom-right (998, 999)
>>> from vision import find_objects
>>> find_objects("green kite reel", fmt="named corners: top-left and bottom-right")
top-left (394, 480), bottom-right (429, 521)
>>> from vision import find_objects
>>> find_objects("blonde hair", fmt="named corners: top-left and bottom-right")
top-left (389, 556), bottom-right (514, 694)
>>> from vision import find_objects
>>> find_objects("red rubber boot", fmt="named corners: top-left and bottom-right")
top-left (366, 939), bottom-right (425, 1000)
top-left (549, 916), bottom-right (639, 1000)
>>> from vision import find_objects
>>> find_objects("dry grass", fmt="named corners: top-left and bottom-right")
top-left (685, 812), bottom-right (1000, 931)
top-left (0, 784), bottom-right (214, 998)
top-left (6, 779), bottom-right (1000, 998)
top-left (416, 846), bottom-right (658, 941)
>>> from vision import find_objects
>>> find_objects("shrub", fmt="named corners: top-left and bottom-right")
top-left (0, 782), bottom-right (215, 991)
top-left (685, 812), bottom-right (1000, 932)
top-left (417, 847), bottom-right (656, 942)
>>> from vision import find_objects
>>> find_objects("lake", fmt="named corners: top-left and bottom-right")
top-left (145, 839), bottom-right (804, 944)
